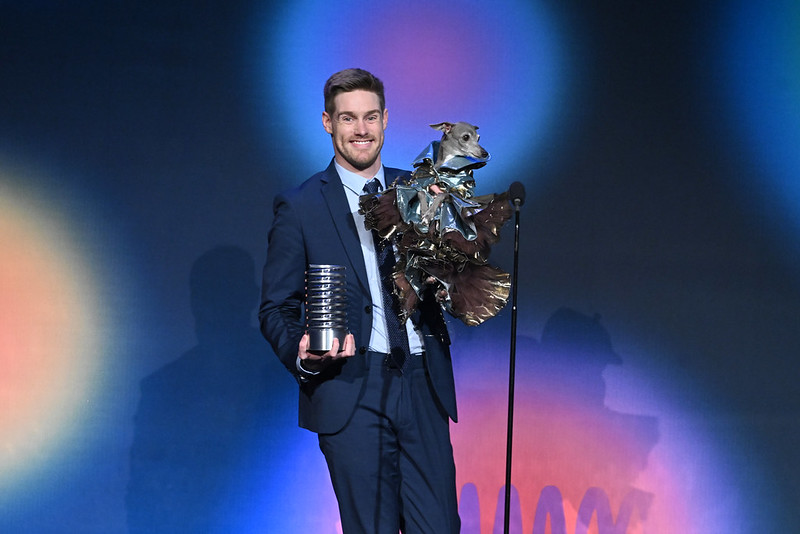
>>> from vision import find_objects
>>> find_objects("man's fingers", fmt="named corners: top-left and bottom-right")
top-left (300, 333), bottom-right (356, 362)
top-left (341, 334), bottom-right (356, 356)
top-left (298, 333), bottom-right (315, 360)
top-left (327, 337), bottom-right (340, 358)
top-left (299, 333), bottom-right (310, 352)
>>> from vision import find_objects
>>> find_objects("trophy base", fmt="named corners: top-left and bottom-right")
top-left (307, 328), bottom-right (349, 353)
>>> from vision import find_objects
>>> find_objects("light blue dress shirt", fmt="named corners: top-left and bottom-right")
top-left (335, 161), bottom-right (425, 355)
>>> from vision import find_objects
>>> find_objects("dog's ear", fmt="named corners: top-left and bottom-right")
top-left (430, 122), bottom-right (454, 134)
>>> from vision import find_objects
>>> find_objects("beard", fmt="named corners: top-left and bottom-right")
top-left (344, 151), bottom-right (379, 171)
top-left (334, 135), bottom-right (384, 172)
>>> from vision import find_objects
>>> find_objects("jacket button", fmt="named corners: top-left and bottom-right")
top-left (364, 305), bottom-right (372, 314)
top-left (358, 346), bottom-right (367, 355)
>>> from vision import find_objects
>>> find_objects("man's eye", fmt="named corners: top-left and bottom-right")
top-left (366, 115), bottom-right (379, 123)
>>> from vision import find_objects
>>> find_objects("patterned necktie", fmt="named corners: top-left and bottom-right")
top-left (363, 178), bottom-right (410, 371)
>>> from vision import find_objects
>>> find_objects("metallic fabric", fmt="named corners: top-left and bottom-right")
top-left (360, 141), bottom-right (511, 326)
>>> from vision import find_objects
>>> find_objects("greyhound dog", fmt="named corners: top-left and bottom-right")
top-left (429, 121), bottom-right (489, 170)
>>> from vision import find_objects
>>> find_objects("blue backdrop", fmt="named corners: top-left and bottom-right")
top-left (1, 1), bottom-right (799, 532)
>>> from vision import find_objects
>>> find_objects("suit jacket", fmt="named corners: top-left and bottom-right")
top-left (259, 160), bottom-right (457, 434)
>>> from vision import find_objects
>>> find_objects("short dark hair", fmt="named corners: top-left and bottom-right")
top-left (324, 68), bottom-right (385, 115)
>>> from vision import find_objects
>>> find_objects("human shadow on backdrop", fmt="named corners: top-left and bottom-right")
top-left (126, 246), bottom-right (293, 534)
top-left (454, 308), bottom-right (659, 533)
top-left (125, 246), bottom-right (660, 533)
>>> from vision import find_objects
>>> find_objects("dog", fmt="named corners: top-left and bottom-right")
top-left (400, 122), bottom-right (508, 325)
top-left (360, 120), bottom-right (509, 325)
top-left (429, 121), bottom-right (489, 171)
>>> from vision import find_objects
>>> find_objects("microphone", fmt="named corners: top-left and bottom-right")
top-left (508, 181), bottom-right (526, 207)
top-left (503, 180), bottom-right (525, 533)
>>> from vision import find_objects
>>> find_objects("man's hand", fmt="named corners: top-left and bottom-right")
top-left (425, 275), bottom-right (449, 303)
top-left (298, 332), bottom-right (356, 373)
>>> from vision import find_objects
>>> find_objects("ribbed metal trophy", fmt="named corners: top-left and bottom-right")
top-left (305, 264), bottom-right (348, 353)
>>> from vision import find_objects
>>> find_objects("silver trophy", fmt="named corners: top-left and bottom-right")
top-left (305, 264), bottom-right (348, 353)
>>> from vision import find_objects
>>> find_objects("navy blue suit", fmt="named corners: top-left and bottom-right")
top-left (259, 160), bottom-right (460, 533)
top-left (259, 161), bottom-right (457, 432)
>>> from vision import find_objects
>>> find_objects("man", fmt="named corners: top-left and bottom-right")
top-left (259, 68), bottom-right (460, 533)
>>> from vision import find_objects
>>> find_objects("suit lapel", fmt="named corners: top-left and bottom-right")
top-left (320, 162), bottom-right (371, 293)
top-left (321, 162), bottom-right (411, 294)
top-left (384, 166), bottom-right (410, 188)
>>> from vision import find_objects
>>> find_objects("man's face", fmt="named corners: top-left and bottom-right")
top-left (322, 89), bottom-right (388, 176)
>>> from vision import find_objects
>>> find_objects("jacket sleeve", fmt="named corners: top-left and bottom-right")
top-left (259, 191), bottom-right (307, 379)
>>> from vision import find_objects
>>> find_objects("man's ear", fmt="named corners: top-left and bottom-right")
top-left (322, 111), bottom-right (333, 134)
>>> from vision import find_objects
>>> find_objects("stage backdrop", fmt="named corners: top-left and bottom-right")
top-left (2, 1), bottom-right (799, 533)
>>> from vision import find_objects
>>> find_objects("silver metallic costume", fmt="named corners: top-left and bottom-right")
top-left (359, 141), bottom-right (511, 326)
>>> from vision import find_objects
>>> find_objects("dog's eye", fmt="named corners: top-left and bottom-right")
top-left (461, 134), bottom-right (470, 142)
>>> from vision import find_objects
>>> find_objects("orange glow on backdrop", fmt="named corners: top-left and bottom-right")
top-left (0, 171), bottom-right (104, 487)
top-left (450, 333), bottom-right (705, 534)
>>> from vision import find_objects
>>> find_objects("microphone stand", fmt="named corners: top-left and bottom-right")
top-left (503, 193), bottom-right (522, 534)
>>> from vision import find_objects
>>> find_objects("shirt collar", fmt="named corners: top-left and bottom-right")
top-left (335, 160), bottom-right (386, 195)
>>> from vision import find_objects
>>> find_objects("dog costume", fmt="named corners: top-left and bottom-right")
top-left (359, 140), bottom-right (511, 326)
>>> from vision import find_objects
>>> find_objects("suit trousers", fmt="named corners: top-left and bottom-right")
top-left (318, 352), bottom-right (460, 534)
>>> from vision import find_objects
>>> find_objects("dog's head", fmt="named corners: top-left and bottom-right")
top-left (430, 121), bottom-right (489, 161)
